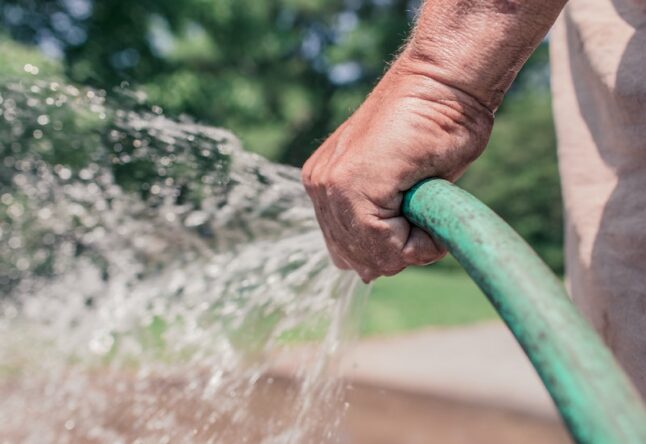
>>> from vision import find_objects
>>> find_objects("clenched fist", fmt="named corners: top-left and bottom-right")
top-left (302, 53), bottom-right (494, 282)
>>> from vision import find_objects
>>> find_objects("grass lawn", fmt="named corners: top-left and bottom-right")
top-left (361, 266), bottom-right (499, 337)
top-left (280, 265), bottom-right (500, 342)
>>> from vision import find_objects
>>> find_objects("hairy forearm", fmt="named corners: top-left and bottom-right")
top-left (399, 0), bottom-right (567, 111)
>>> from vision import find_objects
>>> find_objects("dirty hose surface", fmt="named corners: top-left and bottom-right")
top-left (403, 178), bottom-right (646, 444)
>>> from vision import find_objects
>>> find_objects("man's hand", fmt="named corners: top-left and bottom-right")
top-left (302, 0), bottom-right (565, 282)
top-left (302, 55), bottom-right (493, 282)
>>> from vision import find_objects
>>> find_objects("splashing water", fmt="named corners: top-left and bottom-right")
top-left (0, 74), bottom-right (367, 443)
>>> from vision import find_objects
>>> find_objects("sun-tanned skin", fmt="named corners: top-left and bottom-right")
top-left (302, 0), bottom-right (568, 282)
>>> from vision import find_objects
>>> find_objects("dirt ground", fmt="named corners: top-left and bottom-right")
top-left (343, 380), bottom-right (571, 444)
top-left (1, 371), bottom-right (570, 444)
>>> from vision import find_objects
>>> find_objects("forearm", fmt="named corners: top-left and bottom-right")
top-left (399, 0), bottom-right (567, 111)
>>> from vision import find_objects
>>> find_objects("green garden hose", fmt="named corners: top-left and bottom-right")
top-left (402, 178), bottom-right (646, 444)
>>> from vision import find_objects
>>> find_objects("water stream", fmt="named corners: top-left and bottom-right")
top-left (0, 73), bottom-right (367, 443)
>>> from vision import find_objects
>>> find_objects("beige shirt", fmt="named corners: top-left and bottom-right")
top-left (551, 0), bottom-right (646, 397)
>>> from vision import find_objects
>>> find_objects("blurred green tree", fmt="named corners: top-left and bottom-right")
top-left (459, 90), bottom-right (563, 272)
top-left (1, 0), bottom-right (420, 163)
top-left (0, 2), bottom-right (563, 271)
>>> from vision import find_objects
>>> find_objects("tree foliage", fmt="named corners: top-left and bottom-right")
top-left (1, 2), bottom-right (564, 271)
top-left (2, 0), bottom-right (420, 163)
top-left (459, 90), bottom-right (563, 272)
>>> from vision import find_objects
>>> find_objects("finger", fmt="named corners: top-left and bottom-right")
top-left (332, 249), bottom-right (379, 283)
top-left (311, 184), bottom-right (357, 272)
top-left (362, 216), bottom-right (409, 274)
top-left (310, 196), bottom-right (352, 271)
top-left (402, 226), bottom-right (447, 265)
top-left (356, 266), bottom-right (379, 284)
top-left (321, 225), bottom-right (374, 278)
top-left (310, 158), bottom-right (374, 275)
top-left (326, 241), bottom-right (353, 270)
top-left (327, 206), bottom-right (411, 278)
top-left (303, 136), bottom-right (397, 280)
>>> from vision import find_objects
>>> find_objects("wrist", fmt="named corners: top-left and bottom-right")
top-left (400, 0), bottom-right (566, 112)
top-left (388, 52), bottom-right (495, 126)
top-left (399, 41), bottom-right (510, 113)
top-left (367, 56), bottom-right (495, 182)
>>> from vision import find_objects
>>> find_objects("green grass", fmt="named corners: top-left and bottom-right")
top-left (361, 266), bottom-right (498, 336)
top-left (279, 265), bottom-right (499, 342)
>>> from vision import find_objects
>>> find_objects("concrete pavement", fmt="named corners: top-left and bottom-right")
top-left (271, 321), bottom-right (559, 419)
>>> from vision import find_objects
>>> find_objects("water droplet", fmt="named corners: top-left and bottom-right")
top-left (8, 203), bottom-right (24, 218)
top-left (89, 333), bottom-right (114, 355)
top-left (55, 165), bottom-right (72, 180)
top-left (23, 64), bottom-right (39, 75)
top-left (1, 193), bottom-right (13, 205)
top-left (16, 258), bottom-right (30, 271)
top-left (0, 77), bottom-right (361, 443)
top-left (184, 211), bottom-right (208, 227)
top-left (38, 207), bottom-right (52, 220)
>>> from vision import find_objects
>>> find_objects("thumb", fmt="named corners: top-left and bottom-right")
top-left (401, 226), bottom-right (447, 265)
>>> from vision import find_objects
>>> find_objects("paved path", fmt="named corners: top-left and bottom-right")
top-left (338, 321), bottom-right (558, 418)
top-left (272, 321), bottom-right (559, 419)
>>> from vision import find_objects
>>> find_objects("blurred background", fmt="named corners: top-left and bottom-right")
top-left (0, 2), bottom-right (568, 441)
top-left (0, 0), bottom-right (563, 336)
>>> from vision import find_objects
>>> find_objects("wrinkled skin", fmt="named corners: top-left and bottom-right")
top-left (301, 56), bottom-right (494, 282)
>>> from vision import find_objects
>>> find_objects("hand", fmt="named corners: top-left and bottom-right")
top-left (301, 54), bottom-right (494, 282)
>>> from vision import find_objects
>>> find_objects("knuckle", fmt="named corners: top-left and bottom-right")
top-left (369, 253), bottom-right (405, 277)
top-left (300, 168), bottom-right (312, 187)
top-left (326, 162), bottom-right (353, 189)
top-left (330, 255), bottom-right (350, 270)
top-left (380, 260), bottom-right (406, 276)
top-left (369, 223), bottom-right (393, 240)
top-left (358, 268), bottom-right (377, 284)
top-left (305, 175), bottom-right (326, 196)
